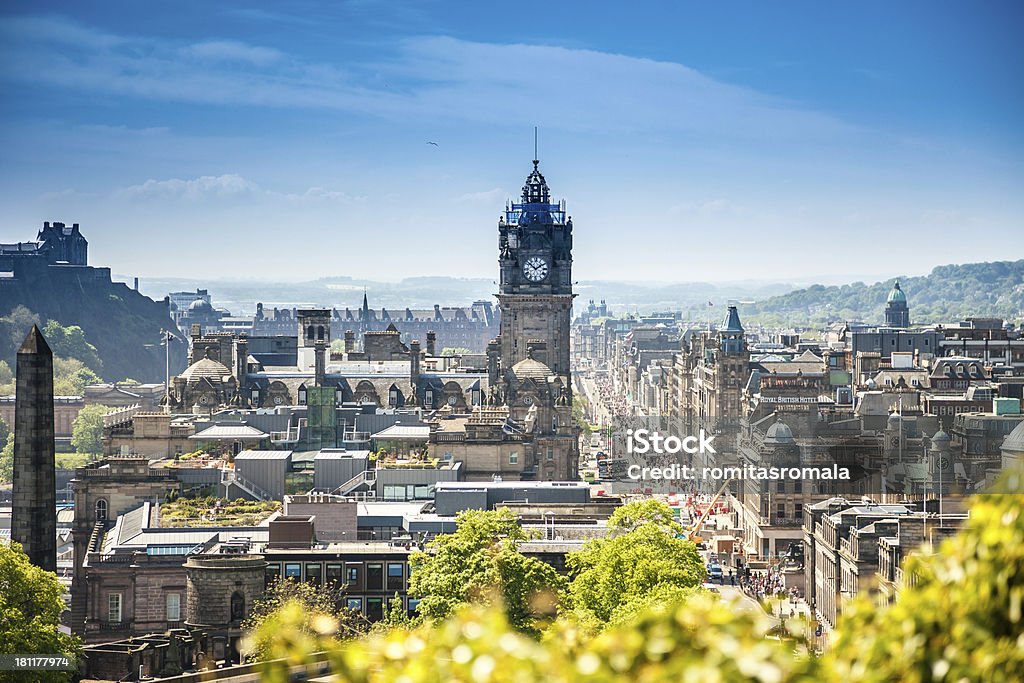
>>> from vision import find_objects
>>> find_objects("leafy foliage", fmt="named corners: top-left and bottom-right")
top-left (241, 578), bottom-right (366, 661)
top-left (51, 356), bottom-right (102, 396)
top-left (71, 404), bottom-right (109, 455)
top-left (826, 472), bottom-right (1024, 682)
top-left (0, 432), bottom-right (12, 484)
top-left (408, 508), bottom-right (566, 633)
top-left (0, 542), bottom-right (81, 682)
top-left (42, 320), bottom-right (103, 375)
top-left (247, 473), bottom-right (1024, 683)
top-left (566, 500), bottom-right (704, 628)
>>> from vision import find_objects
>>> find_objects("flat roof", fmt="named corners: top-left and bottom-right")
top-left (235, 449), bottom-right (292, 460)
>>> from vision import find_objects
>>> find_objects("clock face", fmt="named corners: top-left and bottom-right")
top-left (523, 257), bottom-right (548, 282)
top-left (447, 395), bottom-right (457, 406)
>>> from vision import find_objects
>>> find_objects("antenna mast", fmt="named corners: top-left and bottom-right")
top-left (534, 126), bottom-right (538, 162)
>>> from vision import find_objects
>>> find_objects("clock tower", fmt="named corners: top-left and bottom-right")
top-left (497, 159), bottom-right (574, 376)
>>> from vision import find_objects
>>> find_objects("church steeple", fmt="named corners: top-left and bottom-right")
top-left (361, 290), bottom-right (370, 322)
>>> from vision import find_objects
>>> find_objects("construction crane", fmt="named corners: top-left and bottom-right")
top-left (685, 478), bottom-right (734, 542)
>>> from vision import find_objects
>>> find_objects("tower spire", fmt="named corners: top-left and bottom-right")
top-left (534, 126), bottom-right (538, 164)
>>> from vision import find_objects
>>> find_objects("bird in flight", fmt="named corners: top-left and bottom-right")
top-left (426, 141), bottom-right (439, 146)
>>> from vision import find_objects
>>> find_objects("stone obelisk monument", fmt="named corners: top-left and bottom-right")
top-left (12, 325), bottom-right (57, 572)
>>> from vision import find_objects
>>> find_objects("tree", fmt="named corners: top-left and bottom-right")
top-left (2, 305), bottom-right (40, 353)
top-left (42, 320), bottom-right (103, 375)
top-left (826, 469), bottom-right (1024, 682)
top-left (71, 404), bottom-right (110, 455)
top-left (241, 577), bottom-right (366, 661)
top-left (408, 508), bottom-right (566, 633)
top-left (249, 469), bottom-right (1024, 683)
top-left (565, 500), bottom-right (704, 628)
top-left (0, 359), bottom-right (13, 389)
top-left (0, 542), bottom-right (81, 682)
top-left (52, 357), bottom-right (102, 396)
top-left (0, 431), bottom-right (13, 484)
top-left (440, 347), bottom-right (472, 357)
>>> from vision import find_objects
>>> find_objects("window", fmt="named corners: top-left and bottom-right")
top-left (407, 598), bottom-right (421, 618)
top-left (108, 593), bottom-right (122, 623)
top-left (305, 563), bottom-right (322, 586)
top-left (346, 564), bottom-right (361, 585)
top-left (794, 480), bottom-right (802, 494)
top-left (424, 390), bottom-right (433, 405)
top-left (546, 447), bottom-right (554, 461)
top-left (776, 480), bottom-right (785, 493)
top-left (366, 598), bottom-right (384, 622)
top-left (251, 389), bottom-right (260, 405)
top-left (231, 591), bottom-right (245, 621)
top-left (366, 563), bottom-right (384, 590)
top-left (284, 563), bottom-right (301, 580)
top-left (346, 597), bottom-right (362, 613)
top-left (326, 563), bottom-right (343, 586)
top-left (387, 563), bottom-right (404, 591)
top-left (265, 563), bottom-right (281, 586)
top-left (389, 389), bottom-right (398, 406)
top-left (795, 503), bottom-right (804, 519)
top-left (776, 503), bottom-right (786, 520)
top-left (508, 452), bottom-right (519, 465)
top-left (166, 593), bottom-right (181, 622)
top-left (298, 386), bottom-right (307, 405)
top-left (95, 499), bottom-right (108, 522)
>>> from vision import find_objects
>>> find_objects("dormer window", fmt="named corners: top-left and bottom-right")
top-left (298, 385), bottom-right (307, 405)
top-left (424, 390), bottom-right (434, 405)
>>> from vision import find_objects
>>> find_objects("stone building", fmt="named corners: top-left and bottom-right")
top-left (70, 455), bottom-right (180, 636)
top-left (185, 554), bottom-right (266, 663)
top-left (455, 158), bottom-right (579, 480)
top-left (0, 220), bottom-right (88, 266)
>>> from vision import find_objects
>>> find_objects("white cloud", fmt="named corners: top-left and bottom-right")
top-left (181, 40), bottom-right (284, 66)
top-left (0, 14), bottom-right (854, 142)
top-left (116, 174), bottom-right (258, 200)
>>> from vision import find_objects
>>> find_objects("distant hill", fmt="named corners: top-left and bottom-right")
top-left (744, 260), bottom-right (1024, 326)
top-left (0, 266), bottom-right (184, 383)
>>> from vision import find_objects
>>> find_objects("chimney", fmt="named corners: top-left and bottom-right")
top-left (314, 340), bottom-right (326, 387)
top-left (426, 330), bottom-right (437, 357)
top-left (133, 277), bottom-right (139, 291)
top-left (410, 340), bottom-right (421, 386)
top-left (486, 338), bottom-right (500, 387)
top-left (344, 330), bottom-right (355, 354)
top-left (235, 335), bottom-right (249, 389)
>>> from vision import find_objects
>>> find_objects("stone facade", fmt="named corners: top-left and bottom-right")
top-left (11, 325), bottom-right (57, 572)
top-left (70, 456), bottom-right (180, 635)
top-left (185, 555), bottom-right (267, 662)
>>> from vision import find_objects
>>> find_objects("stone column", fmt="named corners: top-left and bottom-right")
top-left (12, 325), bottom-right (57, 572)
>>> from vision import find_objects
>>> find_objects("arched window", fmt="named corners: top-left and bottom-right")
top-left (95, 499), bottom-right (108, 521)
top-left (317, 325), bottom-right (325, 341)
top-left (389, 389), bottom-right (398, 406)
top-left (298, 384), bottom-right (307, 405)
top-left (307, 325), bottom-right (315, 340)
top-left (230, 591), bottom-right (245, 621)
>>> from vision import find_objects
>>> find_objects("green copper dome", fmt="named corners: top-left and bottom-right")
top-left (887, 280), bottom-right (907, 303)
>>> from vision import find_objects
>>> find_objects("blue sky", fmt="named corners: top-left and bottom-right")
top-left (1, 1), bottom-right (1021, 284)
